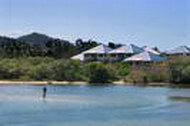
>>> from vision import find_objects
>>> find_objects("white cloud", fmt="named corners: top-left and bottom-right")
top-left (0, 28), bottom-right (49, 38)
top-left (0, 29), bottom-right (32, 37)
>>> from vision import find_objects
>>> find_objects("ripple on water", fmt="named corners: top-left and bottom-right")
top-left (0, 85), bottom-right (190, 126)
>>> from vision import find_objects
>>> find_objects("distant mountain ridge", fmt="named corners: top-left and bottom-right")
top-left (17, 32), bottom-right (54, 45)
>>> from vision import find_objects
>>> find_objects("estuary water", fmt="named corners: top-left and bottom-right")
top-left (0, 85), bottom-right (190, 126)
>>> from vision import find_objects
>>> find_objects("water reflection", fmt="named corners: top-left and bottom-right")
top-left (168, 96), bottom-right (190, 102)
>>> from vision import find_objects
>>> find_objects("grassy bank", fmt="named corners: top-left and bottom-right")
top-left (0, 57), bottom-right (129, 83)
top-left (0, 57), bottom-right (189, 85)
top-left (124, 56), bottom-right (190, 84)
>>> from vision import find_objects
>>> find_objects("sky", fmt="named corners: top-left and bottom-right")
top-left (0, 0), bottom-right (189, 50)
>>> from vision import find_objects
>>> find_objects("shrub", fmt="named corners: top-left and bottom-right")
top-left (114, 62), bottom-right (131, 78)
top-left (85, 62), bottom-right (116, 84)
top-left (181, 66), bottom-right (190, 83)
top-left (168, 57), bottom-right (190, 83)
top-left (27, 63), bottom-right (53, 81)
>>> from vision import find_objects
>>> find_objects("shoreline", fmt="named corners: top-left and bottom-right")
top-left (0, 80), bottom-right (88, 86)
top-left (0, 80), bottom-right (189, 88)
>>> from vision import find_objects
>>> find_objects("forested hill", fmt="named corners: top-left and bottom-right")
top-left (0, 33), bottom-right (104, 58)
top-left (17, 32), bottom-right (54, 46)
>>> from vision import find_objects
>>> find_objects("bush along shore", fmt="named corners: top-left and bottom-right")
top-left (0, 57), bottom-right (189, 86)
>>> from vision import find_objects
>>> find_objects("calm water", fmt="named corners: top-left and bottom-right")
top-left (0, 85), bottom-right (190, 126)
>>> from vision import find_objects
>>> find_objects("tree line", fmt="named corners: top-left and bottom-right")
top-left (0, 57), bottom-right (129, 83)
top-left (0, 34), bottom-right (189, 84)
top-left (0, 35), bottom-right (121, 58)
top-left (0, 57), bottom-right (189, 84)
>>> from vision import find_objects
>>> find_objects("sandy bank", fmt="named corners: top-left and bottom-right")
top-left (0, 80), bottom-right (175, 87)
top-left (0, 80), bottom-right (88, 86)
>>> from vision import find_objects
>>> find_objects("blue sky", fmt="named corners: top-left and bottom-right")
top-left (0, 0), bottom-right (189, 50)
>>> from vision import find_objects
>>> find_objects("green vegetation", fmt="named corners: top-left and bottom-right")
top-left (0, 57), bottom-right (189, 84)
top-left (0, 33), bottom-right (189, 85)
top-left (0, 33), bottom-right (123, 59)
top-left (85, 62), bottom-right (117, 84)
top-left (169, 57), bottom-right (190, 83)
top-left (0, 33), bottom-right (125, 84)
top-left (125, 57), bottom-right (190, 84)
top-left (0, 57), bottom-right (85, 81)
top-left (0, 34), bottom-right (101, 58)
top-left (0, 57), bottom-right (128, 83)
top-left (168, 96), bottom-right (190, 102)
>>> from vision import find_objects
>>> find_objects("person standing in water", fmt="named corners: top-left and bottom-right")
top-left (42, 87), bottom-right (47, 98)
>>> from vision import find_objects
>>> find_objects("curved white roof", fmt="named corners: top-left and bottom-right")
top-left (165, 46), bottom-right (190, 54)
top-left (124, 51), bottom-right (167, 62)
top-left (109, 44), bottom-right (144, 54)
top-left (71, 44), bottom-right (112, 61)
top-left (85, 44), bottom-right (112, 54)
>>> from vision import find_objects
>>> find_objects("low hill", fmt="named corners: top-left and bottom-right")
top-left (17, 32), bottom-right (54, 45)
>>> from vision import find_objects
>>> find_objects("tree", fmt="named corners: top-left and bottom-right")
top-left (108, 42), bottom-right (122, 49)
top-left (108, 42), bottom-right (116, 49)
top-left (181, 66), bottom-right (190, 83)
top-left (45, 39), bottom-right (77, 58)
top-left (75, 39), bottom-right (99, 52)
top-left (85, 62), bottom-right (115, 84)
